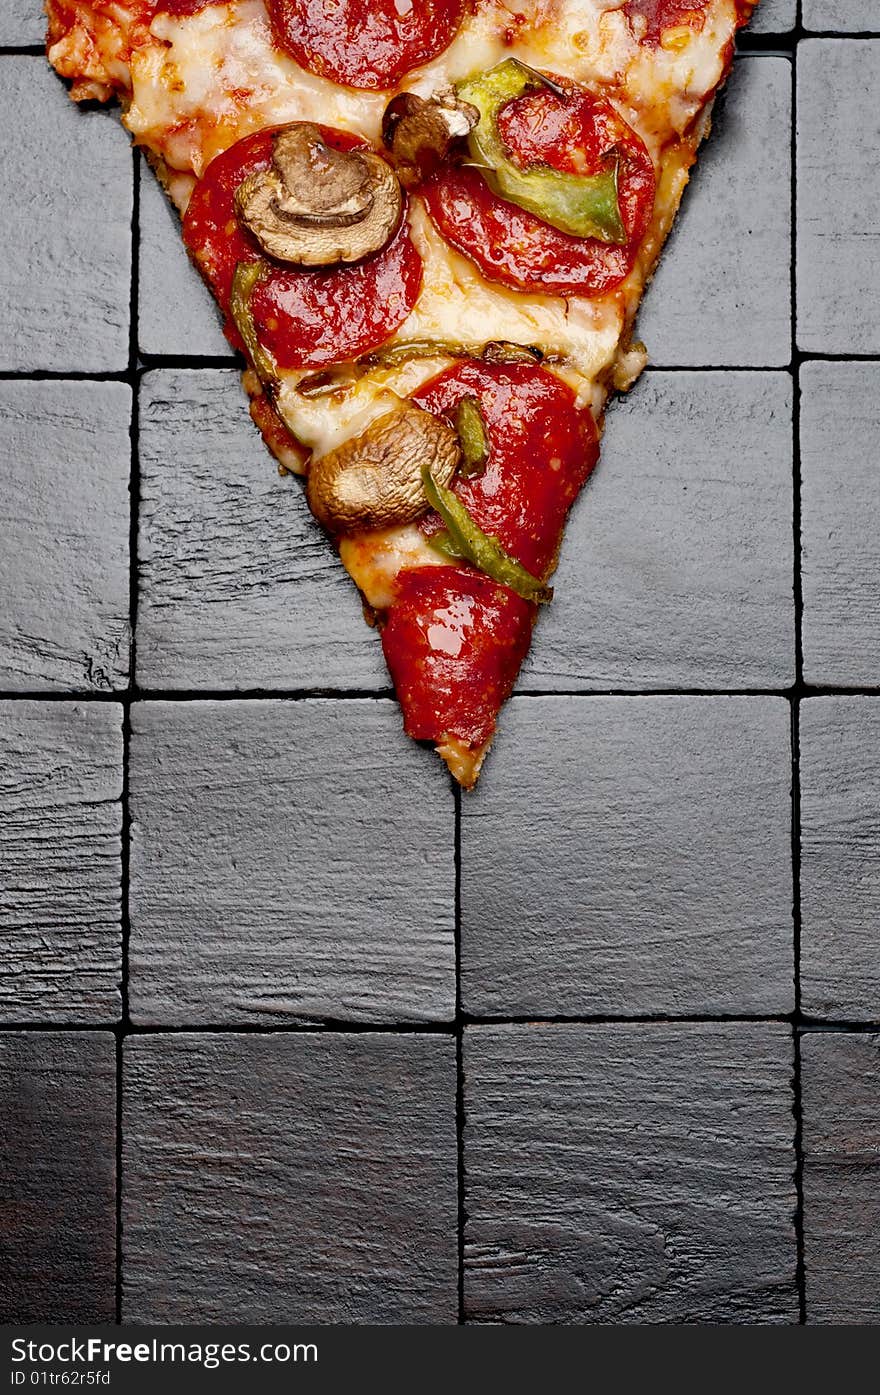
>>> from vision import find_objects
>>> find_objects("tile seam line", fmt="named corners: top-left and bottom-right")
top-left (8, 687), bottom-right (880, 702)
top-left (115, 140), bottom-right (142, 1329)
top-left (454, 785), bottom-right (466, 1325)
top-left (789, 11), bottom-right (807, 1326)
top-left (0, 1013), bottom-right (818, 1033)
top-left (6, 1017), bottom-right (879, 1032)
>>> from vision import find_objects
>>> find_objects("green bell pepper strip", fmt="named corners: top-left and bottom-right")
top-left (230, 261), bottom-right (278, 386)
top-left (455, 396), bottom-right (489, 477)
top-left (456, 59), bottom-right (626, 246)
top-left (422, 465), bottom-right (553, 605)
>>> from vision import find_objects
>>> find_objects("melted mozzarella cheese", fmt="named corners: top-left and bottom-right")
top-left (339, 524), bottom-right (445, 610)
top-left (393, 202), bottom-right (623, 401)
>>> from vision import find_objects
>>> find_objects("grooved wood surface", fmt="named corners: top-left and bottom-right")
top-left (802, 1033), bottom-right (880, 1325)
top-left (0, 1031), bottom-right (116, 1323)
top-left (136, 370), bottom-right (387, 690)
top-left (122, 1033), bottom-right (458, 1322)
top-left (464, 1023), bottom-right (798, 1324)
top-left (801, 362), bottom-right (880, 685)
top-left (0, 702), bottom-right (123, 1022)
top-left (520, 372), bottom-right (795, 691)
top-left (128, 700), bottom-right (456, 1024)
top-left (0, 380), bottom-right (131, 692)
top-left (461, 696), bottom-right (794, 1017)
top-left (800, 698), bottom-right (880, 1019)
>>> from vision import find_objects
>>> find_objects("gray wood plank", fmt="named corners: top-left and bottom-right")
top-left (0, 380), bottom-right (131, 691)
top-left (138, 160), bottom-right (229, 359)
top-left (802, 1032), bottom-right (880, 1325)
top-left (0, 60), bottom-right (131, 372)
top-left (136, 369), bottom-right (388, 690)
top-left (0, 702), bottom-right (123, 1023)
top-left (0, 0), bottom-right (45, 44)
top-left (803, 1), bottom-right (880, 29)
top-left (461, 696), bottom-right (794, 1017)
top-left (521, 371), bottom-right (794, 690)
top-left (751, 0), bottom-right (797, 30)
top-left (0, 1031), bottom-right (116, 1322)
top-left (800, 697), bottom-right (880, 1019)
top-left (636, 59), bottom-right (791, 367)
top-left (464, 1022), bottom-right (798, 1324)
top-left (128, 699), bottom-right (455, 1024)
top-left (797, 41), bottom-right (880, 353)
top-left (123, 1032), bottom-right (457, 1322)
top-left (801, 362), bottom-right (880, 685)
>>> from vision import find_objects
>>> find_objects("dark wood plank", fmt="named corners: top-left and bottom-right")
top-left (0, 60), bottom-right (131, 371)
top-left (0, 1031), bottom-right (116, 1322)
top-left (128, 699), bottom-right (455, 1024)
top-left (800, 697), bottom-right (880, 1019)
top-left (464, 1022), bottom-right (798, 1324)
top-left (137, 370), bottom-right (387, 690)
top-left (637, 62), bottom-right (791, 367)
top-left (797, 42), bottom-right (880, 353)
top-left (0, 702), bottom-right (123, 1022)
top-left (0, 381), bottom-right (131, 692)
top-left (801, 363), bottom-right (880, 686)
top-left (123, 1032), bottom-right (457, 1322)
top-left (520, 373), bottom-right (794, 691)
top-left (802, 1032), bottom-right (880, 1325)
top-left (461, 696), bottom-right (793, 1017)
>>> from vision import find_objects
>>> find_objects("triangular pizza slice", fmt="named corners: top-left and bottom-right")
top-left (47, 0), bottom-right (760, 786)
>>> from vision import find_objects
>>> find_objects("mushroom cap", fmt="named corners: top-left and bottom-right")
top-left (235, 123), bottom-right (404, 267)
top-left (307, 405), bottom-right (461, 534)
top-left (382, 91), bottom-right (479, 188)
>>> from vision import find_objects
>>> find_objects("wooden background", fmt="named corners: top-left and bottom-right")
top-left (1, 0), bottom-right (879, 1325)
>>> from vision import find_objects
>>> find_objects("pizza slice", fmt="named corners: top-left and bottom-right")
top-left (46, 0), bottom-right (760, 786)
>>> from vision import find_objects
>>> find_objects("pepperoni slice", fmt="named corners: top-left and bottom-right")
top-left (182, 127), bottom-right (422, 370)
top-left (412, 360), bottom-right (599, 576)
top-left (622, 0), bottom-right (712, 44)
top-left (381, 566), bottom-right (534, 749)
top-left (268, 0), bottom-right (467, 91)
top-left (423, 80), bottom-right (655, 298)
top-left (381, 361), bottom-right (599, 750)
top-left (153, 0), bottom-right (218, 15)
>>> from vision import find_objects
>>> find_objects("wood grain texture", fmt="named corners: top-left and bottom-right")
top-left (461, 696), bottom-right (794, 1017)
top-left (138, 162), bottom-right (228, 358)
top-left (464, 1022), bottom-right (798, 1324)
top-left (0, 1031), bottom-right (116, 1322)
top-left (797, 42), bottom-right (880, 353)
top-left (136, 370), bottom-right (387, 690)
top-left (800, 698), bottom-right (880, 1019)
top-left (0, 0), bottom-right (45, 43)
top-left (803, 1), bottom-right (879, 29)
top-left (123, 1032), bottom-right (457, 1322)
top-left (801, 362), bottom-right (880, 685)
top-left (0, 702), bottom-right (123, 1022)
top-left (520, 373), bottom-right (795, 691)
top-left (638, 60), bottom-right (791, 366)
top-left (750, 0), bottom-right (797, 30)
top-left (802, 1032), bottom-right (880, 1324)
top-left (0, 381), bottom-right (131, 691)
top-left (128, 699), bottom-right (455, 1024)
top-left (0, 60), bottom-right (131, 372)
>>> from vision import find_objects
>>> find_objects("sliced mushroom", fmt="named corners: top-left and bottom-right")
top-left (307, 406), bottom-right (460, 534)
top-left (234, 123), bottom-right (403, 267)
top-left (382, 91), bottom-right (479, 188)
